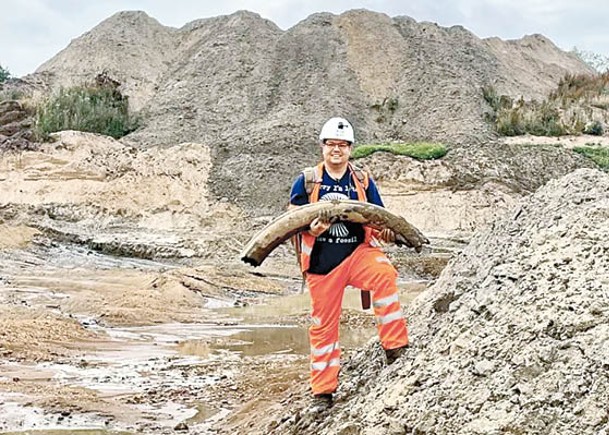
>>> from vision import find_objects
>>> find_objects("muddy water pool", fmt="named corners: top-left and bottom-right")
top-left (0, 245), bottom-right (427, 434)
top-left (0, 309), bottom-right (375, 434)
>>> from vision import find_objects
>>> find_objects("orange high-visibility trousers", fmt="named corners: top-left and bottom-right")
top-left (306, 243), bottom-right (409, 395)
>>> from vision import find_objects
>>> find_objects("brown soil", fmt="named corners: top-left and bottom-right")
top-left (0, 306), bottom-right (95, 361)
top-left (0, 224), bottom-right (40, 249)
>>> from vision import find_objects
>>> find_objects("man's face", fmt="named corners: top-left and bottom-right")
top-left (321, 139), bottom-right (352, 166)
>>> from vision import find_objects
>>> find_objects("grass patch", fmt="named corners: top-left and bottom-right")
top-left (573, 146), bottom-right (609, 170)
top-left (34, 83), bottom-right (138, 140)
top-left (0, 88), bottom-right (25, 102)
top-left (351, 142), bottom-right (447, 160)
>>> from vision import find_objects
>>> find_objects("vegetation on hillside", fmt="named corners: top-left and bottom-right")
top-left (484, 72), bottom-right (609, 136)
top-left (570, 47), bottom-right (609, 73)
top-left (370, 97), bottom-right (399, 123)
top-left (0, 64), bottom-right (10, 83)
top-left (573, 146), bottom-right (609, 171)
top-left (34, 76), bottom-right (138, 140)
top-left (351, 142), bottom-right (447, 160)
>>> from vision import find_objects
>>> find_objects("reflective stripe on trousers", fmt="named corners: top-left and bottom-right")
top-left (311, 358), bottom-right (340, 371)
top-left (312, 341), bottom-right (339, 357)
top-left (376, 310), bottom-right (404, 325)
top-left (306, 243), bottom-right (408, 395)
top-left (373, 293), bottom-right (399, 308)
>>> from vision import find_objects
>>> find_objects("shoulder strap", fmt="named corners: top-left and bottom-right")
top-left (350, 163), bottom-right (370, 189)
top-left (303, 163), bottom-right (370, 201)
top-left (303, 163), bottom-right (324, 202)
top-left (302, 167), bottom-right (316, 196)
top-left (349, 164), bottom-right (370, 201)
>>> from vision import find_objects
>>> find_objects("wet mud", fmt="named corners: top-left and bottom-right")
top-left (0, 237), bottom-right (431, 434)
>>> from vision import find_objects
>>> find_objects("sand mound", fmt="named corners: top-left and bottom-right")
top-left (269, 168), bottom-right (609, 434)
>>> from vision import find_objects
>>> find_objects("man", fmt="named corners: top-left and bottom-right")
top-left (289, 117), bottom-right (409, 410)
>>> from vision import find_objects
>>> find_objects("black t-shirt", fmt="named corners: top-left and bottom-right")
top-left (289, 167), bottom-right (384, 274)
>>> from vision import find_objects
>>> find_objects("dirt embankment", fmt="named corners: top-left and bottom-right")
top-left (19, 8), bottom-right (593, 213)
top-left (240, 168), bottom-right (609, 435)
top-left (0, 130), bottom-right (248, 260)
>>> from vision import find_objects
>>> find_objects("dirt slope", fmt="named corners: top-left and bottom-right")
top-left (254, 168), bottom-right (609, 435)
top-left (483, 34), bottom-right (592, 101)
top-left (35, 11), bottom-right (178, 111)
top-left (26, 9), bottom-right (595, 213)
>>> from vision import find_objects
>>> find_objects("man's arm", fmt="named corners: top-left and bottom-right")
top-left (366, 177), bottom-right (385, 207)
top-left (289, 173), bottom-right (330, 236)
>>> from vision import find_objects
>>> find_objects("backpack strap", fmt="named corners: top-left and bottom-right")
top-left (304, 162), bottom-right (371, 202)
top-left (350, 164), bottom-right (370, 188)
top-left (303, 162), bottom-right (324, 202)
top-left (348, 163), bottom-right (370, 200)
top-left (293, 163), bottom-right (324, 274)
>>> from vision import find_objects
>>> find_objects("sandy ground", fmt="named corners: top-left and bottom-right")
top-left (0, 223), bottom-right (430, 433)
top-left (0, 131), bottom-right (447, 432)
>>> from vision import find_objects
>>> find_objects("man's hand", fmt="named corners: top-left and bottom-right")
top-left (378, 228), bottom-right (396, 243)
top-left (308, 210), bottom-right (333, 237)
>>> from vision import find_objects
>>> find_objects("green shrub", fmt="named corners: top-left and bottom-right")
top-left (0, 88), bottom-right (24, 102)
top-left (524, 103), bottom-right (567, 136)
top-left (573, 146), bottom-right (609, 170)
top-left (482, 85), bottom-right (514, 112)
top-left (496, 108), bottom-right (525, 136)
top-left (583, 120), bottom-right (604, 135)
top-left (351, 142), bottom-right (447, 160)
top-left (386, 97), bottom-right (399, 113)
top-left (371, 97), bottom-right (399, 123)
top-left (487, 72), bottom-right (609, 137)
top-left (0, 64), bottom-right (10, 83)
top-left (34, 84), bottom-right (138, 140)
top-left (482, 85), bottom-right (499, 110)
top-left (551, 72), bottom-right (609, 102)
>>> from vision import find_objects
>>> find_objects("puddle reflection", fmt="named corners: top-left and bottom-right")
top-left (178, 325), bottom-right (376, 357)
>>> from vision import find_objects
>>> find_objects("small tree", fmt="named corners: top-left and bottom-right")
top-left (0, 64), bottom-right (10, 83)
top-left (571, 47), bottom-right (609, 73)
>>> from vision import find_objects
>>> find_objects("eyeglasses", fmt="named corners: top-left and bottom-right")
top-left (324, 140), bottom-right (351, 149)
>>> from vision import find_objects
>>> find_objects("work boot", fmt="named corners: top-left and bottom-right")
top-left (385, 344), bottom-right (409, 365)
top-left (309, 393), bottom-right (333, 413)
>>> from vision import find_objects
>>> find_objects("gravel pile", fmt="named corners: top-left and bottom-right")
top-left (280, 168), bottom-right (609, 435)
top-left (26, 9), bottom-right (593, 213)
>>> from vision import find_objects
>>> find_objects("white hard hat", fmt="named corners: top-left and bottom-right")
top-left (319, 117), bottom-right (355, 144)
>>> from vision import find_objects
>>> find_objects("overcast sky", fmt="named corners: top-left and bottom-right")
top-left (1, 0), bottom-right (608, 77)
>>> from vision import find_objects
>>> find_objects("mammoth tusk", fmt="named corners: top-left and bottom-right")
top-left (240, 200), bottom-right (429, 267)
